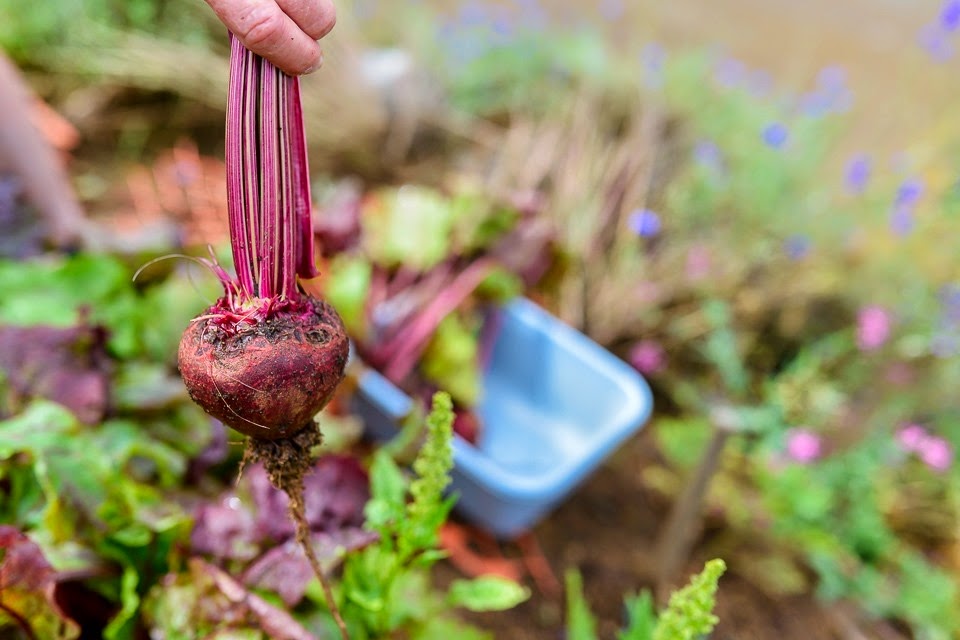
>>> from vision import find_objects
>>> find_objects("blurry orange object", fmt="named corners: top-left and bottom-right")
top-left (440, 522), bottom-right (524, 581)
top-left (31, 97), bottom-right (80, 153)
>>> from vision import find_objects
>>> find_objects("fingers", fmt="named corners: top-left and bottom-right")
top-left (276, 0), bottom-right (336, 40)
top-left (204, 0), bottom-right (335, 75)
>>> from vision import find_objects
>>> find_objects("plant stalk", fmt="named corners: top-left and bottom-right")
top-left (653, 426), bottom-right (731, 603)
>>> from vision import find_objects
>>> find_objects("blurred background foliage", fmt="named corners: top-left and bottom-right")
top-left (3, 0), bottom-right (960, 638)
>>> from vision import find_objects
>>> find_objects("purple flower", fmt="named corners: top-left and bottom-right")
top-left (844, 154), bottom-right (871, 194)
top-left (919, 436), bottom-right (953, 472)
top-left (797, 92), bottom-right (833, 117)
top-left (713, 57), bottom-right (746, 89)
top-left (895, 178), bottom-right (925, 207)
top-left (889, 207), bottom-right (915, 236)
top-left (640, 43), bottom-right (666, 89)
top-left (816, 65), bottom-right (847, 90)
top-left (628, 208), bottom-right (662, 237)
top-left (693, 139), bottom-right (723, 172)
top-left (761, 123), bottom-right (789, 149)
top-left (629, 340), bottom-right (666, 374)
top-left (941, 0), bottom-right (960, 32)
top-left (918, 23), bottom-right (954, 62)
top-left (783, 234), bottom-right (811, 261)
top-left (492, 16), bottom-right (514, 37)
top-left (797, 65), bottom-right (854, 116)
top-left (785, 428), bottom-right (823, 464)
top-left (856, 305), bottom-right (892, 351)
top-left (889, 178), bottom-right (922, 237)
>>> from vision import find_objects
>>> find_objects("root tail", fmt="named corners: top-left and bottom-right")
top-left (244, 426), bottom-right (350, 640)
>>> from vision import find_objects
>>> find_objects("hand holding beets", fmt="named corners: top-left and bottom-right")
top-left (203, 0), bottom-right (336, 76)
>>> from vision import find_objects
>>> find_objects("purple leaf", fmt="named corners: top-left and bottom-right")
top-left (243, 528), bottom-right (378, 606)
top-left (194, 558), bottom-right (318, 640)
top-left (0, 174), bottom-right (46, 259)
top-left (0, 526), bottom-right (80, 639)
top-left (190, 497), bottom-right (259, 561)
top-left (0, 323), bottom-right (110, 424)
top-left (245, 455), bottom-right (370, 542)
top-left (489, 216), bottom-right (555, 287)
top-left (314, 181), bottom-right (364, 256)
top-left (186, 419), bottom-right (229, 482)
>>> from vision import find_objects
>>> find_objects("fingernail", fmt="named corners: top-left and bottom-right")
top-left (304, 51), bottom-right (324, 74)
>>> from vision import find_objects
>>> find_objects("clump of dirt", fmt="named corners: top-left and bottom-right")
top-left (244, 423), bottom-right (324, 501)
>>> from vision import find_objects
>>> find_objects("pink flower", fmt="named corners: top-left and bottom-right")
top-left (918, 436), bottom-right (953, 472)
top-left (856, 305), bottom-right (892, 351)
top-left (897, 424), bottom-right (928, 450)
top-left (629, 340), bottom-right (666, 375)
top-left (897, 424), bottom-right (954, 473)
top-left (786, 428), bottom-right (822, 464)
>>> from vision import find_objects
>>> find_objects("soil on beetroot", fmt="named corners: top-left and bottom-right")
top-left (436, 427), bottom-right (900, 640)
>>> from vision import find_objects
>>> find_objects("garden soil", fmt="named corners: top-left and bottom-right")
top-left (436, 427), bottom-right (905, 639)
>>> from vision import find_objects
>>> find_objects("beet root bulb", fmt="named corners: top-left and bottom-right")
top-left (178, 295), bottom-right (348, 440)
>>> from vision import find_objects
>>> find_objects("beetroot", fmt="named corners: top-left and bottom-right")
top-left (177, 34), bottom-right (350, 638)
top-left (178, 296), bottom-right (347, 440)
top-left (177, 32), bottom-right (345, 442)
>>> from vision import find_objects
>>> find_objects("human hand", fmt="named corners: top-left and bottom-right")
top-left (204, 0), bottom-right (336, 76)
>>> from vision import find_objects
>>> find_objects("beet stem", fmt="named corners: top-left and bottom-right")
top-left (290, 77), bottom-right (319, 280)
top-left (381, 258), bottom-right (497, 383)
top-left (226, 35), bottom-right (256, 295)
top-left (226, 36), bottom-right (315, 305)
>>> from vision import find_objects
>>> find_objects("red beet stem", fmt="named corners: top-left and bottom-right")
top-left (226, 35), bottom-right (257, 296)
top-left (290, 77), bottom-right (319, 281)
top-left (226, 34), bottom-right (315, 304)
top-left (380, 258), bottom-right (497, 383)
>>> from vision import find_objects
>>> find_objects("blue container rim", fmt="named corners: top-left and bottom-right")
top-left (354, 297), bottom-right (654, 501)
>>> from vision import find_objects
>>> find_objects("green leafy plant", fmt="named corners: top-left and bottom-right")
top-left (0, 401), bottom-right (196, 639)
top-left (337, 392), bottom-right (529, 639)
top-left (566, 559), bottom-right (726, 640)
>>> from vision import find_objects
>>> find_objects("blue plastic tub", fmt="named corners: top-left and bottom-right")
top-left (351, 298), bottom-right (653, 538)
